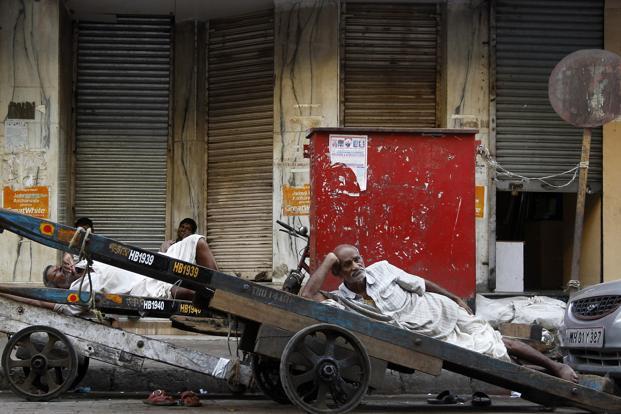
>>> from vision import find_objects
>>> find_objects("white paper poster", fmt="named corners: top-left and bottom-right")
top-left (329, 134), bottom-right (368, 191)
top-left (4, 120), bottom-right (28, 151)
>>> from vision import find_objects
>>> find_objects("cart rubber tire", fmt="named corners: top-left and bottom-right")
top-left (279, 323), bottom-right (370, 414)
top-left (251, 354), bottom-right (290, 404)
top-left (2, 325), bottom-right (79, 401)
top-left (69, 355), bottom-right (90, 390)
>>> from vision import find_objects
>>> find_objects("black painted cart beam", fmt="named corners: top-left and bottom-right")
top-left (0, 286), bottom-right (210, 318)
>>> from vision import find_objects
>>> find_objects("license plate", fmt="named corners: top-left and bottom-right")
top-left (565, 328), bottom-right (604, 348)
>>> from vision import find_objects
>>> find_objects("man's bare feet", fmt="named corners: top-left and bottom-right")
top-left (551, 362), bottom-right (579, 383)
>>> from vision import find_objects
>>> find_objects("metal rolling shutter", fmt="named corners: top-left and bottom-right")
top-left (341, 2), bottom-right (441, 127)
top-left (75, 16), bottom-right (171, 250)
top-left (495, 0), bottom-right (603, 192)
top-left (207, 10), bottom-right (274, 278)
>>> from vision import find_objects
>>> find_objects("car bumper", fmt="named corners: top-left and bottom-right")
top-left (564, 348), bottom-right (621, 377)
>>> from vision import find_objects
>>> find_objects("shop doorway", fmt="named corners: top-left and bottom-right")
top-left (496, 191), bottom-right (601, 291)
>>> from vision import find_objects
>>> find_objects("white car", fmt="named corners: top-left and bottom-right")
top-left (560, 280), bottom-right (621, 379)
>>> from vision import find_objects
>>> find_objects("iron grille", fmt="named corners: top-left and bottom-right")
top-left (571, 296), bottom-right (621, 320)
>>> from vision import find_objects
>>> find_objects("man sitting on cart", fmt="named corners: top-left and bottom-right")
top-left (37, 230), bottom-right (218, 316)
top-left (301, 244), bottom-right (579, 383)
top-left (159, 217), bottom-right (199, 253)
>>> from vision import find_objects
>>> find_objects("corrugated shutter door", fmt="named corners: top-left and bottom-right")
top-left (341, 2), bottom-right (440, 127)
top-left (207, 10), bottom-right (274, 278)
top-left (495, 0), bottom-right (603, 192)
top-left (75, 16), bottom-right (171, 250)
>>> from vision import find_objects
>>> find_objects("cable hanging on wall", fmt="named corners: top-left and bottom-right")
top-left (476, 144), bottom-right (581, 190)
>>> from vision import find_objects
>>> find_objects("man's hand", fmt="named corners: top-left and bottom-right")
top-left (61, 253), bottom-right (75, 276)
top-left (424, 279), bottom-right (473, 314)
top-left (453, 297), bottom-right (473, 315)
top-left (160, 240), bottom-right (175, 253)
top-left (325, 252), bottom-right (340, 275)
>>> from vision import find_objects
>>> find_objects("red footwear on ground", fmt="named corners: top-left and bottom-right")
top-left (179, 390), bottom-right (202, 407)
top-left (143, 389), bottom-right (177, 406)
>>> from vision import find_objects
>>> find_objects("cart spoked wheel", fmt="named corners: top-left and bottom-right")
top-left (280, 324), bottom-right (370, 414)
top-left (2, 326), bottom-right (79, 401)
top-left (252, 354), bottom-right (290, 404)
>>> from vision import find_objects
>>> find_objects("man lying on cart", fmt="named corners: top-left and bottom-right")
top-left (5, 230), bottom-right (217, 316)
top-left (301, 244), bottom-right (579, 384)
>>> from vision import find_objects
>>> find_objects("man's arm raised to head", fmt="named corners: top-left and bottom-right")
top-left (300, 252), bottom-right (339, 302)
top-left (196, 237), bottom-right (219, 270)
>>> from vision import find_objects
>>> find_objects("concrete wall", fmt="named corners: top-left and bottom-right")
top-left (170, 21), bottom-right (207, 238)
top-left (272, 0), bottom-right (339, 279)
top-left (603, 0), bottom-right (621, 283)
top-left (58, 2), bottom-right (73, 227)
top-left (582, 196), bottom-right (602, 286)
top-left (0, 0), bottom-right (63, 284)
top-left (445, 0), bottom-right (490, 289)
top-left (562, 194), bottom-right (602, 287)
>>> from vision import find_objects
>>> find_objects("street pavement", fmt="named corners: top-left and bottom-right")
top-left (0, 391), bottom-right (590, 414)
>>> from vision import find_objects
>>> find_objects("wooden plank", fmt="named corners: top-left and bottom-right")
top-left (210, 290), bottom-right (442, 375)
top-left (170, 315), bottom-right (235, 336)
top-left (498, 323), bottom-right (543, 340)
top-left (579, 374), bottom-right (620, 395)
top-left (0, 317), bottom-right (144, 371)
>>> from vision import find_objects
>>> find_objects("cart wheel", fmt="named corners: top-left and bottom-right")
top-left (17, 341), bottom-right (87, 391)
top-left (2, 326), bottom-right (79, 401)
top-left (251, 354), bottom-right (290, 404)
top-left (279, 324), bottom-right (370, 414)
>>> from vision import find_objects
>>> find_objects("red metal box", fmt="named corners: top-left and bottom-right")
top-left (307, 127), bottom-right (478, 298)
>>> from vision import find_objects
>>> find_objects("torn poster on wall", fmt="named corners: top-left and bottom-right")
top-left (282, 184), bottom-right (310, 216)
top-left (4, 118), bottom-right (46, 151)
top-left (4, 120), bottom-right (29, 151)
top-left (475, 185), bottom-right (486, 218)
top-left (329, 134), bottom-right (368, 191)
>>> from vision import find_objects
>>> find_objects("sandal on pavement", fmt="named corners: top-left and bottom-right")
top-left (471, 391), bottom-right (492, 407)
top-left (179, 390), bottom-right (202, 407)
top-left (143, 389), bottom-right (177, 406)
top-left (427, 390), bottom-right (465, 405)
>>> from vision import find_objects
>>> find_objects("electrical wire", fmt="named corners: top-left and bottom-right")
top-left (477, 144), bottom-right (581, 189)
